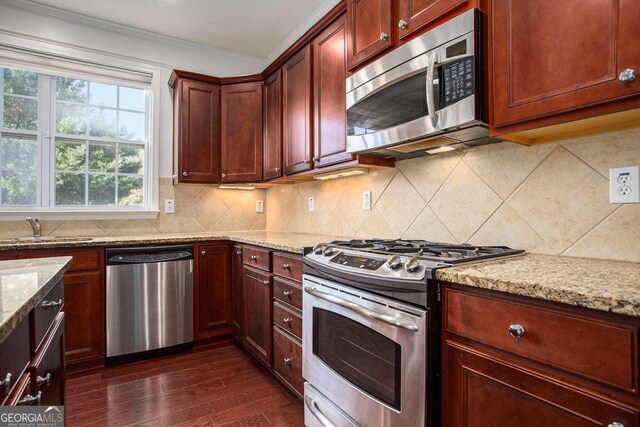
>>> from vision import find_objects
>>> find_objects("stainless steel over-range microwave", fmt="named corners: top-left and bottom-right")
top-left (346, 9), bottom-right (499, 158)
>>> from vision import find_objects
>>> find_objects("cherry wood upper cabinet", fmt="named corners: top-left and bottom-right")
top-left (263, 71), bottom-right (283, 180)
top-left (313, 15), bottom-right (352, 168)
top-left (492, 0), bottom-right (640, 132)
top-left (397, 0), bottom-right (468, 40)
top-left (221, 82), bottom-right (263, 183)
top-left (170, 74), bottom-right (221, 184)
top-left (195, 243), bottom-right (232, 340)
top-left (347, 0), bottom-right (393, 70)
top-left (282, 45), bottom-right (314, 175)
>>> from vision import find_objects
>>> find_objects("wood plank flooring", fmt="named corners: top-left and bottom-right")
top-left (64, 343), bottom-right (304, 426)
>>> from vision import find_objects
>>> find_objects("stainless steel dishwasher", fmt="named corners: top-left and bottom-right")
top-left (105, 245), bottom-right (194, 364)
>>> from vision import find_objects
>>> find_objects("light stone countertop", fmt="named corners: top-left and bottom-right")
top-left (436, 254), bottom-right (640, 317)
top-left (0, 257), bottom-right (71, 345)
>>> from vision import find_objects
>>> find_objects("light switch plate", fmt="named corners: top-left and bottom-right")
top-left (164, 199), bottom-right (175, 214)
top-left (610, 166), bottom-right (640, 203)
top-left (308, 196), bottom-right (315, 212)
top-left (362, 191), bottom-right (372, 210)
top-left (256, 200), bottom-right (264, 213)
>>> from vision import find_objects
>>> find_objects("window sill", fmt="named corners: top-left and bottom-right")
top-left (0, 209), bottom-right (160, 221)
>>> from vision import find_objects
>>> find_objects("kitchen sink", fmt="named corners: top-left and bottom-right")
top-left (0, 236), bottom-right (95, 244)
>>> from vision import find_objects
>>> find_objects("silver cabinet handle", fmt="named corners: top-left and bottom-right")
top-left (282, 263), bottom-right (290, 270)
top-left (399, 19), bottom-right (408, 29)
top-left (235, 250), bottom-right (242, 255)
top-left (282, 317), bottom-right (292, 324)
top-left (608, 423), bottom-right (625, 427)
top-left (262, 279), bottom-right (269, 285)
top-left (283, 357), bottom-right (293, 365)
top-left (36, 373), bottom-right (51, 386)
top-left (0, 373), bottom-right (11, 391)
top-left (282, 290), bottom-right (292, 297)
top-left (305, 395), bottom-right (336, 427)
top-left (182, 171), bottom-right (188, 177)
top-left (41, 299), bottom-right (62, 308)
top-left (619, 69), bottom-right (636, 83)
top-left (509, 324), bottom-right (525, 339)
top-left (303, 159), bottom-right (310, 164)
top-left (379, 32), bottom-right (389, 41)
top-left (201, 250), bottom-right (206, 256)
top-left (17, 391), bottom-right (42, 406)
top-left (250, 255), bottom-right (258, 260)
top-left (305, 287), bottom-right (418, 331)
top-left (221, 173), bottom-right (227, 178)
top-left (426, 50), bottom-right (439, 128)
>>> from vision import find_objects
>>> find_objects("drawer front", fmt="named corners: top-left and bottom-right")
top-left (273, 327), bottom-right (303, 396)
top-left (24, 249), bottom-right (100, 272)
top-left (30, 313), bottom-right (64, 406)
top-left (243, 246), bottom-right (271, 271)
top-left (445, 288), bottom-right (638, 391)
top-left (33, 278), bottom-right (64, 353)
top-left (273, 302), bottom-right (302, 340)
top-left (0, 317), bottom-right (30, 404)
top-left (273, 277), bottom-right (302, 311)
top-left (272, 252), bottom-right (303, 282)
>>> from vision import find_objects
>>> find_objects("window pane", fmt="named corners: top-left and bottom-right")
top-left (56, 103), bottom-right (87, 135)
top-left (3, 96), bottom-right (37, 130)
top-left (118, 175), bottom-right (143, 206)
top-left (88, 143), bottom-right (116, 172)
top-left (55, 173), bottom-right (85, 205)
top-left (56, 77), bottom-right (87, 102)
top-left (56, 140), bottom-right (86, 172)
top-left (89, 82), bottom-right (117, 108)
top-left (88, 107), bottom-right (117, 138)
top-left (88, 174), bottom-right (115, 205)
top-left (119, 111), bottom-right (145, 141)
top-left (3, 68), bottom-right (38, 96)
top-left (1, 170), bottom-right (36, 205)
top-left (119, 87), bottom-right (145, 111)
top-left (118, 144), bottom-right (144, 174)
top-left (1, 136), bottom-right (37, 171)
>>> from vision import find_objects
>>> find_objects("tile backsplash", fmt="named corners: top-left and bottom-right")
top-left (0, 178), bottom-right (267, 239)
top-left (266, 128), bottom-right (640, 262)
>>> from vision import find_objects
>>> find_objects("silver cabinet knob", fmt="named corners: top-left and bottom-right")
top-left (250, 255), bottom-right (258, 260)
top-left (275, 167), bottom-right (280, 172)
top-left (508, 324), bottom-right (525, 339)
top-left (17, 391), bottom-right (42, 406)
top-left (0, 373), bottom-right (11, 391)
top-left (303, 159), bottom-right (310, 164)
top-left (182, 171), bottom-right (188, 177)
top-left (235, 250), bottom-right (242, 255)
top-left (619, 69), bottom-right (636, 83)
top-left (201, 250), bottom-right (206, 256)
top-left (221, 173), bottom-right (227, 178)
top-left (282, 263), bottom-right (290, 270)
top-left (283, 357), bottom-right (293, 365)
top-left (41, 299), bottom-right (63, 308)
top-left (262, 279), bottom-right (269, 285)
top-left (283, 290), bottom-right (292, 297)
top-left (398, 19), bottom-right (408, 29)
top-left (36, 372), bottom-right (51, 386)
top-left (313, 156), bottom-right (319, 162)
top-left (282, 317), bottom-right (292, 324)
top-left (379, 32), bottom-right (389, 41)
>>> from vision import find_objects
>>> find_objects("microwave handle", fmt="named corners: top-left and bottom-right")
top-left (426, 51), bottom-right (438, 128)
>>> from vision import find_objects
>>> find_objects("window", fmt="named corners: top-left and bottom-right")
top-left (0, 65), bottom-right (152, 213)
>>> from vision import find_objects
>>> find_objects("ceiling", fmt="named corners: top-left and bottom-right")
top-left (20, 0), bottom-right (339, 61)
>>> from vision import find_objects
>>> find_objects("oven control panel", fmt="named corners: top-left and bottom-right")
top-left (330, 253), bottom-right (385, 270)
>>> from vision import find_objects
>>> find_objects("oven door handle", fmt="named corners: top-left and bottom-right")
top-left (426, 50), bottom-right (438, 128)
top-left (305, 395), bottom-right (336, 427)
top-left (304, 287), bottom-right (419, 332)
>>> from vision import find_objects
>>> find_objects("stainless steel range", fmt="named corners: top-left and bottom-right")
top-left (302, 239), bottom-right (525, 427)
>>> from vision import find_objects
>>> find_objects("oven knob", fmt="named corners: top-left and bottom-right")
top-left (322, 246), bottom-right (335, 256)
top-left (387, 254), bottom-right (402, 270)
top-left (405, 256), bottom-right (421, 272)
top-left (313, 244), bottom-right (324, 255)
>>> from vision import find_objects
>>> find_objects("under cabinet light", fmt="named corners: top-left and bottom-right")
top-left (219, 184), bottom-right (256, 190)
top-left (313, 167), bottom-right (368, 181)
top-left (425, 146), bottom-right (456, 155)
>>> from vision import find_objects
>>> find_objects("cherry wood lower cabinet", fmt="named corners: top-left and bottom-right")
top-left (442, 283), bottom-right (640, 426)
top-left (231, 244), bottom-right (244, 340)
top-left (195, 243), bottom-right (232, 340)
top-left (242, 266), bottom-right (273, 367)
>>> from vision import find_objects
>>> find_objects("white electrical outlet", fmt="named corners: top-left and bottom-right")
top-left (256, 200), bottom-right (264, 213)
top-left (610, 166), bottom-right (640, 203)
top-left (362, 191), bottom-right (372, 210)
top-left (164, 199), bottom-right (175, 214)
top-left (308, 196), bottom-right (315, 212)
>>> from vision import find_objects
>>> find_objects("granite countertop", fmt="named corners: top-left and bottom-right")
top-left (0, 257), bottom-right (72, 345)
top-left (436, 254), bottom-right (640, 317)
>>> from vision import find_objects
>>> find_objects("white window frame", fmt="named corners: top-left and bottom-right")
top-left (0, 43), bottom-right (160, 221)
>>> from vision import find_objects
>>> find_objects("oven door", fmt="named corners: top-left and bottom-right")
top-left (303, 274), bottom-right (428, 427)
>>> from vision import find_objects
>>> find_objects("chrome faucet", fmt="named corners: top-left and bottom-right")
top-left (26, 217), bottom-right (41, 238)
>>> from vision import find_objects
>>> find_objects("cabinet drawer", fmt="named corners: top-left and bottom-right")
top-left (0, 317), bottom-right (30, 405)
top-left (30, 312), bottom-right (64, 406)
top-left (274, 302), bottom-right (302, 341)
top-left (243, 246), bottom-right (271, 271)
top-left (445, 288), bottom-right (639, 392)
top-left (24, 249), bottom-right (100, 272)
top-left (273, 277), bottom-right (302, 311)
top-left (32, 278), bottom-right (64, 353)
top-left (273, 327), bottom-right (303, 396)
top-left (272, 252), bottom-right (303, 283)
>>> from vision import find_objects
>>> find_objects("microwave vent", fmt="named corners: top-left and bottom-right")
top-left (388, 136), bottom-right (457, 153)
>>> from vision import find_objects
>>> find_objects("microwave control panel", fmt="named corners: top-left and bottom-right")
top-left (441, 57), bottom-right (474, 107)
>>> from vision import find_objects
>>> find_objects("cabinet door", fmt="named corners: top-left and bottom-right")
top-left (196, 243), bottom-right (232, 339)
top-left (263, 71), bottom-right (283, 180)
top-left (346, 0), bottom-right (393, 70)
top-left (231, 244), bottom-right (244, 340)
top-left (444, 342), bottom-right (639, 427)
top-left (242, 267), bottom-right (273, 367)
top-left (282, 45), bottom-right (313, 175)
top-left (221, 82), bottom-right (263, 183)
top-left (176, 79), bottom-right (221, 183)
top-left (63, 270), bottom-right (103, 364)
top-left (397, 0), bottom-right (468, 40)
top-left (492, 0), bottom-right (640, 128)
top-left (313, 15), bottom-right (352, 168)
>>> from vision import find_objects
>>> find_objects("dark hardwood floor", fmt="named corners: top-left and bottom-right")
top-left (65, 343), bottom-right (304, 426)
